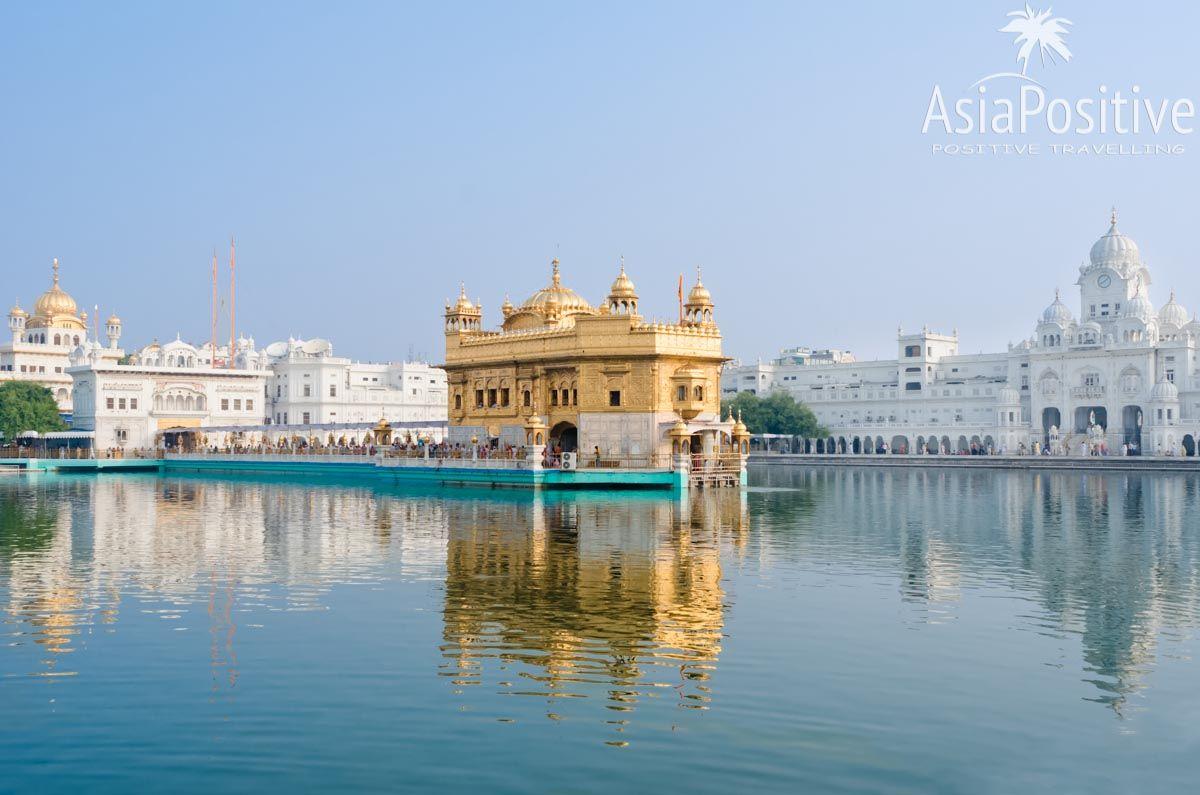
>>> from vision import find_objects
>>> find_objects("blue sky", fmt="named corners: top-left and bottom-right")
top-left (3, 1), bottom-right (1199, 363)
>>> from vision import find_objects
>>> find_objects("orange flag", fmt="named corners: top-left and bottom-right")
top-left (677, 273), bottom-right (684, 323)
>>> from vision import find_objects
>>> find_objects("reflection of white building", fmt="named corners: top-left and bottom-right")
top-left (262, 337), bottom-right (447, 428)
top-left (2, 260), bottom-right (124, 414)
top-left (723, 213), bottom-right (1200, 456)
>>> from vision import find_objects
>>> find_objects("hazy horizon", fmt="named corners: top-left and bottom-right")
top-left (4, 1), bottom-right (1198, 365)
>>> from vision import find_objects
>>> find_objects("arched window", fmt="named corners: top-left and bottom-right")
top-left (73, 336), bottom-right (80, 346)
top-left (196, 396), bottom-right (206, 411)
top-left (53, 334), bottom-right (61, 345)
top-left (694, 385), bottom-right (704, 400)
top-left (522, 389), bottom-right (531, 407)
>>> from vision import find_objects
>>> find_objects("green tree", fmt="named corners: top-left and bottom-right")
top-left (721, 390), bottom-right (825, 437)
top-left (0, 382), bottom-right (66, 442)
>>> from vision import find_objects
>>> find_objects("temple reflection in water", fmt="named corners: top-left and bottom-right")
top-left (2, 468), bottom-right (1199, 726)
top-left (439, 492), bottom-right (747, 733)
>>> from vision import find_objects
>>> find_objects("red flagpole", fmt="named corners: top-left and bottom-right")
top-left (677, 273), bottom-right (684, 324)
top-left (228, 237), bottom-right (236, 369)
top-left (211, 250), bottom-right (218, 369)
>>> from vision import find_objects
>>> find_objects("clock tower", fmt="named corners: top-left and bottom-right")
top-left (1076, 209), bottom-right (1151, 329)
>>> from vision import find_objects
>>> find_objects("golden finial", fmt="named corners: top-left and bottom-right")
top-left (551, 257), bottom-right (561, 286)
top-left (459, 281), bottom-right (467, 299)
top-left (619, 254), bottom-right (625, 274)
top-left (695, 265), bottom-right (703, 283)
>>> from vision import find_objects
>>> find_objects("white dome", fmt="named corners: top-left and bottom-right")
top-left (1089, 212), bottom-right (1140, 267)
top-left (1159, 291), bottom-right (1189, 327)
top-left (998, 384), bottom-right (1020, 404)
top-left (1123, 290), bottom-right (1155, 322)
top-left (1041, 291), bottom-right (1074, 325)
top-left (1151, 378), bottom-right (1179, 401)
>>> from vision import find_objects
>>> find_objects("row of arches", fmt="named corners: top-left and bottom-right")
top-left (24, 332), bottom-right (82, 346)
top-left (154, 393), bottom-right (207, 412)
top-left (793, 434), bottom-right (998, 455)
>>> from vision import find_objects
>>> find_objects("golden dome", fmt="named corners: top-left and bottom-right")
top-left (446, 283), bottom-right (480, 314)
top-left (107, 313), bottom-right (122, 325)
top-left (9, 302), bottom-right (28, 318)
top-left (501, 294), bottom-right (515, 317)
top-left (732, 411), bottom-right (748, 435)
top-left (518, 259), bottom-right (594, 316)
top-left (608, 258), bottom-right (637, 298)
top-left (33, 259), bottom-right (79, 318)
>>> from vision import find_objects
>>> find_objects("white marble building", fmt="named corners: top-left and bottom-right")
top-left (68, 348), bottom-right (268, 450)
top-left (722, 213), bottom-right (1200, 456)
top-left (262, 337), bottom-right (446, 433)
top-left (67, 333), bottom-right (447, 449)
top-left (2, 259), bottom-right (124, 415)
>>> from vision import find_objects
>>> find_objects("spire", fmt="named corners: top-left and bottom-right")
top-left (1110, 205), bottom-right (1117, 226)
top-left (619, 254), bottom-right (625, 274)
top-left (52, 257), bottom-right (59, 286)
top-left (551, 257), bottom-right (561, 286)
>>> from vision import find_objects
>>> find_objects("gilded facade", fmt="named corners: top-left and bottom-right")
top-left (443, 259), bottom-right (731, 459)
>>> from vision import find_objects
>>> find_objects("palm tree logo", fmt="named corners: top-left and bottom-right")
top-left (1000, 5), bottom-right (1073, 76)
top-left (971, 5), bottom-right (1073, 87)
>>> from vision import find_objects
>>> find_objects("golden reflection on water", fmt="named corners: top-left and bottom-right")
top-left (438, 493), bottom-right (749, 733)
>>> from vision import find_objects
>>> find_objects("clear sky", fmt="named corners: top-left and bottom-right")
top-left (3, 1), bottom-right (1199, 364)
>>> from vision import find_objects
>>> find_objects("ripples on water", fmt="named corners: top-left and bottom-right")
top-left (1, 467), bottom-right (1198, 793)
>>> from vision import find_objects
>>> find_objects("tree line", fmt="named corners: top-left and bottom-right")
top-left (720, 390), bottom-right (825, 437)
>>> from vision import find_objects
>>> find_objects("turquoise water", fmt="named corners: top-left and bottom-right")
top-left (1, 466), bottom-right (1198, 793)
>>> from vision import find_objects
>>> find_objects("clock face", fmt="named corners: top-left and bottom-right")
top-left (1097, 274), bottom-right (1112, 289)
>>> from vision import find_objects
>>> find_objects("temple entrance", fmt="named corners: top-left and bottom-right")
top-left (549, 421), bottom-right (577, 453)
top-left (1121, 405), bottom-right (1143, 453)
top-left (1042, 407), bottom-right (1061, 446)
top-left (1074, 406), bottom-right (1106, 434)
top-left (1184, 434), bottom-right (1196, 457)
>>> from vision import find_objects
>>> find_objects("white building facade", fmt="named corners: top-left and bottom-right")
top-left (263, 338), bottom-right (447, 433)
top-left (68, 352), bottom-right (269, 450)
top-left (3, 259), bottom-right (124, 415)
top-left (723, 214), bottom-right (1200, 456)
top-left (67, 334), bottom-right (447, 449)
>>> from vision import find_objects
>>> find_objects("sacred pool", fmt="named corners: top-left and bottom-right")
top-left (1, 465), bottom-right (1197, 793)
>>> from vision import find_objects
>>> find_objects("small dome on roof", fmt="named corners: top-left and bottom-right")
top-left (1159, 291), bottom-right (1189, 327)
top-left (998, 384), bottom-right (1021, 404)
top-left (609, 259), bottom-right (637, 298)
top-left (687, 269), bottom-right (712, 305)
top-left (1151, 378), bottom-right (1179, 401)
top-left (1041, 290), bottom-right (1074, 325)
top-left (1123, 288), bottom-right (1155, 322)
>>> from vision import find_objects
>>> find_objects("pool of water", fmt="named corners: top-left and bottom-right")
top-left (1, 466), bottom-right (1198, 793)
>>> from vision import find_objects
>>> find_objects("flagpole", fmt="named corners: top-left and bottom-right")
top-left (211, 250), bottom-right (218, 369)
top-left (228, 236), bottom-right (236, 370)
top-left (677, 274), bottom-right (684, 325)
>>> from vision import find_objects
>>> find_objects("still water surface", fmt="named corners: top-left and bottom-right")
top-left (1, 466), bottom-right (1199, 793)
